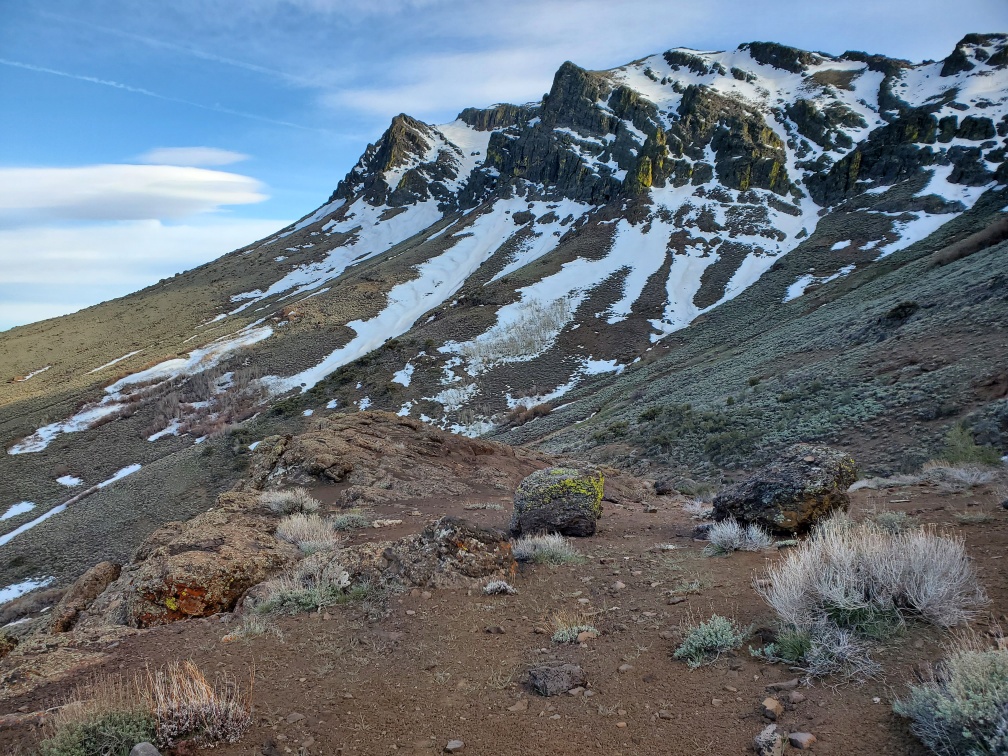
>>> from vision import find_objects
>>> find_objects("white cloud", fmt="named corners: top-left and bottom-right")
top-left (138, 146), bottom-right (250, 166)
top-left (0, 165), bottom-right (267, 225)
top-left (0, 218), bottom-right (288, 330)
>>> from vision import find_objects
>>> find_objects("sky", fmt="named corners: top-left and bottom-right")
top-left (1, 0), bottom-right (1005, 331)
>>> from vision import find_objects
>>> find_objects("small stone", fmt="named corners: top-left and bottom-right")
top-left (421, 591), bottom-right (433, 599)
top-left (568, 686), bottom-right (584, 696)
top-left (550, 713), bottom-right (561, 720)
top-left (129, 745), bottom-right (161, 756)
top-left (508, 698), bottom-right (529, 712)
top-left (343, 693), bottom-right (354, 699)
top-left (658, 710), bottom-right (673, 720)
top-left (788, 691), bottom-right (806, 705)
top-left (788, 732), bottom-right (817, 750)
top-left (445, 740), bottom-right (465, 753)
top-left (754, 724), bottom-right (784, 756)
top-left (577, 598), bottom-right (591, 605)
top-left (576, 629), bottom-right (599, 643)
top-left (667, 596), bottom-right (686, 605)
top-left (616, 722), bottom-right (627, 728)
top-left (286, 713), bottom-right (305, 724)
top-left (658, 630), bottom-right (675, 640)
top-left (711, 698), bottom-right (723, 707)
top-left (765, 678), bottom-right (800, 691)
top-left (617, 664), bottom-right (634, 674)
top-left (534, 625), bottom-right (549, 635)
top-left (724, 686), bottom-right (739, 693)
top-left (762, 698), bottom-right (783, 721)
top-left (612, 581), bottom-right (626, 591)
top-left (405, 609), bottom-right (416, 616)
top-left (485, 625), bottom-right (505, 634)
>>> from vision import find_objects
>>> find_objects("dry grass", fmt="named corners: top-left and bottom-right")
top-left (511, 534), bottom-right (584, 565)
top-left (260, 487), bottom-right (321, 515)
top-left (952, 508), bottom-right (995, 525)
top-left (40, 661), bottom-right (252, 754)
top-left (923, 461), bottom-right (997, 493)
top-left (275, 513), bottom-right (340, 553)
top-left (550, 609), bottom-right (598, 644)
top-left (681, 499), bottom-right (712, 519)
top-left (142, 660), bottom-right (252, 747)
top-left (41, 674), bottom-right (154, 756)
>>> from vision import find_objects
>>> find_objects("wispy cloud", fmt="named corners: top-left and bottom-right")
top-left (0, 57), bottom-right (329, 133)
top-left (138, 147), bottom-right (250, 167)
top-left (0, 164), bottom-right (266, 225)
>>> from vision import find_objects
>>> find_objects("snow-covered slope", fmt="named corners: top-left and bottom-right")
top-left (7, 34), bottom-right (1008, 451)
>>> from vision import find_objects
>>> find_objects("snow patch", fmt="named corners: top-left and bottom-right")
top-left (1, 502), bottom-right (35, 521)
top-left (0, 577), bottom-right (54, 605)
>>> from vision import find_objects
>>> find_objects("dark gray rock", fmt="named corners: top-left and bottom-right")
top-left (511, 467), bottom-right (604, 537)
top-left (712, 444), bottom-right (857, 534)
top-left (130, 744), bottom-right (161, 756)
top-left (528, 663), bottom-right (587, 696)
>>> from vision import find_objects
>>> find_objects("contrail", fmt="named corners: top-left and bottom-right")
top-left (35, 10), bottom-right (318, 88)
top-left (0, 57), bottom-right (328, 133)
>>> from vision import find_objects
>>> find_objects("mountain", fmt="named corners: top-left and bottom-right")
top-left (1, 34), bottom-right (1007, 592)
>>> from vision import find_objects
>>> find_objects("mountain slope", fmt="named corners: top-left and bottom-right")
top-left (1, 34), bottom-right (1007, 592)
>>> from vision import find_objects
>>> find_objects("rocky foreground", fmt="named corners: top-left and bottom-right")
top-left (0, 412), bottom-right (1005, 756)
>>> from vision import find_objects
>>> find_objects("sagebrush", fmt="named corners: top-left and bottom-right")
top-left (673, 613), bottom-right (749, 668)
top-left (894, 633), bottom-right (1008, 756)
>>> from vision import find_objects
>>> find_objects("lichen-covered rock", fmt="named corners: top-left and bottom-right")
top-left (86, 495), bottom-right (301, 628)
top-left (712, 444), bottom-right (857, 534)
top-left (341, 516), bottom-right (515, 588)
top-left (511, 467), bottom-right (604, 537)
top-left (49, 560), bottom-right (121, 632)
top-left (528, 663), bottom-right (587, 696)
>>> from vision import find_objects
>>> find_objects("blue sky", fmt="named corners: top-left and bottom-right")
top-left (1, 0), bottom-right (1005, 330)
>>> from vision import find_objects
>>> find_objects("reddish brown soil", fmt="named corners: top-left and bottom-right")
top-left (2, 479), bottom-right (1006, 756)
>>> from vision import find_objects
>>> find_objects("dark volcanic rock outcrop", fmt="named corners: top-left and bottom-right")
top-left (712, 444), bottom-right (857, 533)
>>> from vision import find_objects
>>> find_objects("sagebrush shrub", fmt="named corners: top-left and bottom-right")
top-left (673, 614), bottom-right (749, 668)
top-left (483, 580), bottom-right (518, 595)
top-left (330, 509), bottom-right (371, 531)
top-left (511, 534), bottom-right (583, 565)
top-left (704, 519), bottom-right (773, 555)
top-left (756, 515), bottom-right (986, 632)
top-left (257, 553), bottom-right (352, 614)
top-left (894, 635), bottom-right (1008, 756)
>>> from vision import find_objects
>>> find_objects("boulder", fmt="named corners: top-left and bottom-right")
top-left (528, 663), bottom-right (587, 696)
top-left (49, 560), bottom-right (121, 632)
top-left (511, 467), bottom-right (604, 537)
top-left (712, 444), bottom-right (856, 534)
top-left (129, 745), bottom-right (161, 756)
top-left (84, 496), bottom-right (301, 628)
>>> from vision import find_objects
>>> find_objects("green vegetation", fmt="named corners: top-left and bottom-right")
top-left (939, 424), bottom-right (1002, 466)
top-left (894, 637), bottom-right (1008, 756)
top-left (673, 614), bottom-right (750, 668)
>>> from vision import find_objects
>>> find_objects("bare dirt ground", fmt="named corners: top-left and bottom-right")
top-left (2, 472), bottom-right (1005, 756)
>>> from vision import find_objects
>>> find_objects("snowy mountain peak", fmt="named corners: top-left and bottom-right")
top-left (6, 35), bottom-right (1007, 453)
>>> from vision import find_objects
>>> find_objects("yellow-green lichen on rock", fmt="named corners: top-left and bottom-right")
top-left (511, 466), bottom-right (605, 537)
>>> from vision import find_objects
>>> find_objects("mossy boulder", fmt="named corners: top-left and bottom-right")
top-left (511, 467), bottom-right (604, 537)
top-left (712, 444), bottom-right (857, 534)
